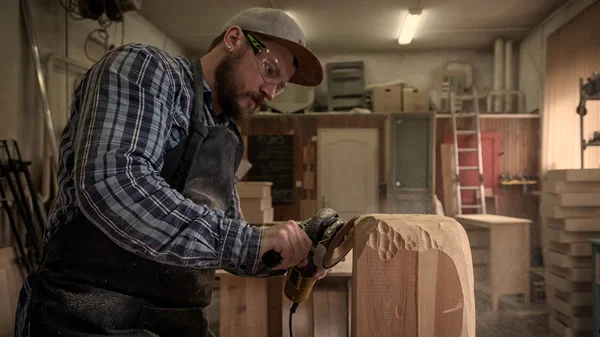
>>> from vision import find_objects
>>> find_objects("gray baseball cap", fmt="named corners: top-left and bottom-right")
top-left (221, 7), bottom-right (324, 87)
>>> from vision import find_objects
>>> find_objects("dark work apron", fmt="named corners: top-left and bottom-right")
top-left (27, 59), bottom-right (244, 336)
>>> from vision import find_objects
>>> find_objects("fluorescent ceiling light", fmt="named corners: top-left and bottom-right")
top-left (398, 9), bottom-right (422, 45)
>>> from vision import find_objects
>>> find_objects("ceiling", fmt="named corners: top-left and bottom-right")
top-left (139, 0), bottom-right (568, 55)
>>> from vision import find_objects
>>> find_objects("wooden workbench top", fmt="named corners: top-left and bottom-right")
top-left (454, 214), bottom-right (533, 225)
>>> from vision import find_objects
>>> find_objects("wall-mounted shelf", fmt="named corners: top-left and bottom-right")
top-left (578, 72), bottom-right (600, 168)
top-left (499, 179), bottom-right (538, 186)
top-left (436, 113), bottom-right (540, 119)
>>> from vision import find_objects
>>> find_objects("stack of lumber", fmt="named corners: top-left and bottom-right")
top-left (540, 168), bottom-right (600, 337)
top-left (237, 181), bottom-right (274, 225)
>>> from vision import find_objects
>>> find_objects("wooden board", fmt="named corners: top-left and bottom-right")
top-left (545, 270), bottom-right (591, 292)
top-left (546, 228), bottom-right (600, 243)
top-left (219, 275), bottom-right (268, 337)
top-left (549, 316), bottom-right (589, 337)
top-left (554, 288), bottom-right (592, 306)
top-left (543, 192), bottom-right (600, 207)
top-left (548, 241), bottom-right (591, 257)
top-left (0, 269), bottom-right (13, 337)
top-left (548, 264), bottom-right (592, 282)
top-left (553, 310), bottom-right (592, 332)
top-left (351, 214), bottom-right (474, 337)
top-left (440, 143), bottom-right (458, 217)
top-left (545, 249), bottom-right (591, 268)
top-left (0, 246), bottom-right (25, 319)
top-left (550, 296), bottom-right (592, 318)
top-left (542, 180), bottom-right (600, 194)
top-left (545, 169), bottom-right (600, 182)
top-left (312, 287), bottom-right (348, 337)
top-left (545, 217), bottom-right (600, 232)
top-left (540, 204), bottom-right (600, 219)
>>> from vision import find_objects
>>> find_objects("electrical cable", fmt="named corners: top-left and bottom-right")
top-left (289, 303), bottom-right (298, 337)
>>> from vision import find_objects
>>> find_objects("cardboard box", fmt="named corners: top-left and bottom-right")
top-left (371, 85), bottom-right (402, 112)
top-left (240, 197), bottom-right (272, 212)
top-left (237, 181), bottom-right (272, 199)
top-left (402, 87), bottom-right (430, 112)
top-left (243, 207), bottom-right (274, 225)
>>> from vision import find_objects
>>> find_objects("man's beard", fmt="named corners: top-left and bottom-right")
top-left (214, 51), bottom-right (264, 121)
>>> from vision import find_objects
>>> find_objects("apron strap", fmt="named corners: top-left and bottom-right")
top-left (190, 58), bottom-right (206, 133)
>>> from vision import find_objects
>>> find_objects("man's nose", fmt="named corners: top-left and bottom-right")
top-left (260, 83), bottom-right (277, 101)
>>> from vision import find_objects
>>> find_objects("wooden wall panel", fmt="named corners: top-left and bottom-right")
top-left (544, 2), bottom-right (600, 171)
top-left (237, 113), bottom-right (387, 222)
top-left (435, 118), bottom-right (543, 255)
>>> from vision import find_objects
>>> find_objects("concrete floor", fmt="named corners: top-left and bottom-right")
top-left (475, 290), bottom-right (550, 337)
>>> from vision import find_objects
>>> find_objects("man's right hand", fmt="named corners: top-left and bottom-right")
top-left (259, 220), bottom-right (312, 270)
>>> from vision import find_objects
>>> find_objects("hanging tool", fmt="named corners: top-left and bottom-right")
top-left (4, 140), bottom-right (48, 234)
top-left (450, 87), bottom-right (486, 215)
top-left (0, 140), bottom-right (43, 263)
top-left (0, 171), bottom-right (32, 273)
top-left (262, 208), bottom-right (354, 337)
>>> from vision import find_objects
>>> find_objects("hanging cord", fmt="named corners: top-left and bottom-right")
top-left (289, 302), bottom-right (298, 337)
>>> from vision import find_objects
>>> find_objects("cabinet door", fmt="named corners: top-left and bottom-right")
top-left (317, 128), bottom-right (379, 221)
top-left (387, 193), bottom-right (434, 214)
top-left (390, 113), bottom-right (435, 192)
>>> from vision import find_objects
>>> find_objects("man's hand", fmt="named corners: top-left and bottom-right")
top-left (260, 220), bottom-right (312, 270)
top-left (314, 268), bottom-right (328, 280)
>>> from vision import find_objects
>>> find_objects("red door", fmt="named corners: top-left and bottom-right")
top-left (443, 132), bottom-right (501, 214)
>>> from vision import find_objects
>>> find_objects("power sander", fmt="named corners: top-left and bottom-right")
top-left (261, 208), bottom-right (354, 335)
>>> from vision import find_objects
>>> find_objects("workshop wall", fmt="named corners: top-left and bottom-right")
top-left (435, 117), bottom-right (543, 262)
top-left (518, 0), bottom-right (598, 116)
top-left (238, 113), bottom-right (388, 222)
top-left (517, 0), bottom-right (599, 172)
top-left (543, 1), bottom-right (600, 171)
top-left (0, 0), bottom-right (187, 186)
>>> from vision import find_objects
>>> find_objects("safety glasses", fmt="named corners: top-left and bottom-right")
top-left (243, 30), bottom-right (288, 95)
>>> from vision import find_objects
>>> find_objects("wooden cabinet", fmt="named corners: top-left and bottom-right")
top-left (455, 214), bottom-right (531, 311)
top-left (387, 112), bottom-right (436, 214)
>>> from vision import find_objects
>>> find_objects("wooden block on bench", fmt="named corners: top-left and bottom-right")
top-left (351, 214), bottom-right (474, 337)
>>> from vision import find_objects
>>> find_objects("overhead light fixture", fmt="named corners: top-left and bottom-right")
top-left (398, 9), bottom-right (422, 45)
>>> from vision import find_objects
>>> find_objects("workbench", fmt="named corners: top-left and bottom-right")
top-left (212, 250), bottom-right (353, 337)
top-left (455, 214), bottom-right (532, 311)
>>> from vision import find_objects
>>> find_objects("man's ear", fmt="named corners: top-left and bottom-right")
top-left (223, 26), bottom-right (244, 51)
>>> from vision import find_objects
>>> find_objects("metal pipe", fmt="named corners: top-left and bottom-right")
top-left (493, 38), bottom-right (504, 112)
top-left (505, 40), bottom-right (514, 113)
top-left (20, 0), bottom-right (59, 171)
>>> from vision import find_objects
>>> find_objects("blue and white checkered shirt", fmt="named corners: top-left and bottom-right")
top-left (16, 42), bottom-right (272, 336)
top-left (48, 42), bottom-right (265, 272)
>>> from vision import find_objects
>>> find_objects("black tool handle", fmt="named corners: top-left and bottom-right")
top-left (262, 250), bottom-right (281, 268)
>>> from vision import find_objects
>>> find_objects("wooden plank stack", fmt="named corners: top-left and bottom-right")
top-left (237, 181), bottom-right (274, 225)
top-left (540, 168), bottom-right (600, 337)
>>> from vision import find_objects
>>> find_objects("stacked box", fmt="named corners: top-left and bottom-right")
top-left (540, 169), bottom-right (600, 337)
top-left (237, 181), bottom-right (274, 225)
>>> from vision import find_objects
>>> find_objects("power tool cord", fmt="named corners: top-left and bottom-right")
top-left (289, 302), bottom-right (298, 337)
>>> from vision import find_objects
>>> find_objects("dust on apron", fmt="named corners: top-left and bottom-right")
top-left (26, 58), bottom-right (244, 337)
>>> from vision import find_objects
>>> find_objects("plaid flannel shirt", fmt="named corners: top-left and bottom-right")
top-left (16, 42), bottom-right (274, 337)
